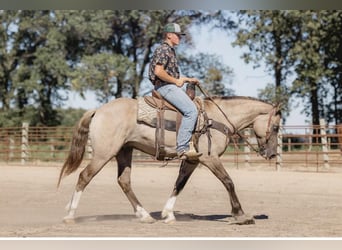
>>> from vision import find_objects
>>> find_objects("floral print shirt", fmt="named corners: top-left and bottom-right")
top-left (149, 42), bottom-right (180, 87)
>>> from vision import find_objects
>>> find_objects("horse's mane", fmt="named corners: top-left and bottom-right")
top-left (204, 95), bottom-right (274, 106)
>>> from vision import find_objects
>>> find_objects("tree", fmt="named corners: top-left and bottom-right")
top-left (69, 10), bottom-right (236, 99)
top-left (13, 11), bottom-right (71, 126)
top-left (179, 52), bottom-right (235, 96)
top-left (0, 11), bottom-right (21, 111)
top-left (232, 10), bottom-right (342, 126)
top-left (233, 11), bottom-right (302, 117)
top-left (71, 53), bottom-right (135, 102)
top-left (318, 11), bottom-right (342, 124)
top-left (287, 11), bottom-right (342, 127)
top-left (0, 10), bottom-right (236, 126)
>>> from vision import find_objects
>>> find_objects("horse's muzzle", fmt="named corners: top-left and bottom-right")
top-left (259, 146), bottom-right (276, 160)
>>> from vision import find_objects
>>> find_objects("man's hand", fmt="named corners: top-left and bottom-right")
top-left (187, 77), bottom-right (199, 85)
top-left (176, 77), bottom-right (199, 87)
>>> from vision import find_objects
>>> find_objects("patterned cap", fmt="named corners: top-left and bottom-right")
top-left (163, 23), bottom-right (186, 35)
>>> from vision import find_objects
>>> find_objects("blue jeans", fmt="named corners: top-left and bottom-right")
top-left (156, 84), bottom-right (198, 153)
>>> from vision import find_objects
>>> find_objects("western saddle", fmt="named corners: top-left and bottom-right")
top-left (143, 83), bottom-right (196, 160)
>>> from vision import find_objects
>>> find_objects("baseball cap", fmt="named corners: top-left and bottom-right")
top-left (163, 23), bottom-right (186, 35)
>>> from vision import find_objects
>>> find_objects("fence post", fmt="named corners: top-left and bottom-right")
top-left (9, 136), bottom-right (15, 161)
top-left (244, 129), bottom-right (250, 167)
top-left (50, 138), bottom-right (55, 159)
top-left (21, 122), bottom-right (29, 165)
top-left (320, 119), bottom-right (330, 169)
top-left (276, 121), bottom-right (283, 171)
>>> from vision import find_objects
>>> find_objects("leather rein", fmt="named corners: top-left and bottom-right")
top-left (196, 84), bottom-right (277, 155)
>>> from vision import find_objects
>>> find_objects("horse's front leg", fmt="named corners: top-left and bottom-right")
top-left (161, 160), bottom-right (199, 223)
top-left (200, 156), bottom-right (255, 225)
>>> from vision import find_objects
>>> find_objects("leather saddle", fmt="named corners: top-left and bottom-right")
top-left (141, 84), bottom-right (230, 161)
top-left (144, 90), bottom-right (180, 112)
top-left (143, 84), bottom-right (196, 161)
top-left (144, 82), bottom-right (196, 111)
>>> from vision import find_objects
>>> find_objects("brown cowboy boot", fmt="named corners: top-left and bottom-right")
top-left (177, 142), bottom-right (202, 160)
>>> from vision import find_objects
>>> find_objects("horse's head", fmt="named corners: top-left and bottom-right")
top-left (252, 106), bottom-right (281, 160)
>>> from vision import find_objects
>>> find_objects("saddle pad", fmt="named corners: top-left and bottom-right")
top-left (137, 97), bottom-right (177, 131)
top-left (137, 97), bottom-right (156, 125)
top-left (137, 97), bottom-right (206, 133)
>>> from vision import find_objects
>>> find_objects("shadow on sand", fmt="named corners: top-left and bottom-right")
top-left (74, 211), bottom-right (268, 224)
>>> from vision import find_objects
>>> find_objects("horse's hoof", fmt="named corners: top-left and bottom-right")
top-left (161, 210), bottom-right (168, 219)
top-left (63, 217), bottom-right (76, 224)
top-left (139, 216), bottom-right (156, 224)
top-left (228, 214), bottom-right (255, 225)
top-left (163, 217), bottom-right (176, 224)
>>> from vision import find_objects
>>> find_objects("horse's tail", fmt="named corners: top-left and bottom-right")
top-left (57, 109), bottom-right (96, 188)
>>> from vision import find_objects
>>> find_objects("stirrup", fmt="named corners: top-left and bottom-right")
top-left (178, 142), bottom-right (202, 160)
top-left (178, 150), bottom-right (202, 160)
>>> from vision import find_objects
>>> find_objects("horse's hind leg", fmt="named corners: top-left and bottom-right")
top-left (161, 160), bottom-right (199, 223)
top-left (116, 147), bottom-right (156, 223)
top-left (63, 157), bottom-right (110, 223)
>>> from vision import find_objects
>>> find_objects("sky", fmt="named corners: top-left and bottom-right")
top-left (66, 24), bottom-right (308, 127)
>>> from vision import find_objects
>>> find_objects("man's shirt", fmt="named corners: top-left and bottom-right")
top-left (149, 42), bottom-right (180, 87)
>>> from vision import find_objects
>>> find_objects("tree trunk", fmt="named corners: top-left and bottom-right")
top-left (310, 79), bottom-right (320, 143)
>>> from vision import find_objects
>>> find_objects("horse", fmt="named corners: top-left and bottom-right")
top-left (57, 95), bottom-right (281, 225)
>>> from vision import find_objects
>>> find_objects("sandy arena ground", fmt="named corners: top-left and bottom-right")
top-left (0, 160), bottom-right (342, 238)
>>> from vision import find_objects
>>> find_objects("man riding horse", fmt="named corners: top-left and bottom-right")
top-left (148, 23), bottom-right (202, 160)
top-left (58, 23), bottom-right (282, 225)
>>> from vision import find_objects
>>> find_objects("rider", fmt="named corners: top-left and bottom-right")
top-left (148, 23), bottom-right (202, 160)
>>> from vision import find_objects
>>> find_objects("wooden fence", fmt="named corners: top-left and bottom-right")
top-left (0, 120), bottom-right (341, 171)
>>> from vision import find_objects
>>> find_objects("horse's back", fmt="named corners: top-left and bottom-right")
top-left (89, 98), bottom-right (138, 142)
top-left (98, 97), bottom-right (137, 112)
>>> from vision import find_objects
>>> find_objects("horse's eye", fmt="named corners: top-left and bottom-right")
top-left (273, 125), bottom-right (279, 132)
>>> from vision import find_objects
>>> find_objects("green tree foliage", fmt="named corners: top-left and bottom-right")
top-left (57, 108), bottom-right (86, 127)
top-left (1, 10), bottom-right (341, 128)
top-left (233, 10), bottom-right (301, 120)
top-left (0, 10), bottom-right (234, 127)
top-left (1, 11), bottom-right (70, 126)
top-left (233, 10), bottom-right (342, 125)
top-left (0, 11), bottom-right (19, 112)
top-left (69, 10), bottom-right (234, 100)
top-left (179, 52), bottom-right (235, 96)
top-left (71, 53), bottom-right (135, 102)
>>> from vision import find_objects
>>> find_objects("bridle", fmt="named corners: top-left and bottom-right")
top-left (197, 84), bottom-right (279, 155)
top-left (265, 106), bottom-right (279, 143)
top-left (242, 105), bottom-right (279, 156)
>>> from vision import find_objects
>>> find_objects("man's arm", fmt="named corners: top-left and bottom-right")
top-left (155, 64), bottom-right (199, 87)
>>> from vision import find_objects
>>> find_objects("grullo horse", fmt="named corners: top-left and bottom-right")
top-left (58, 95), bottom-right (281, 225)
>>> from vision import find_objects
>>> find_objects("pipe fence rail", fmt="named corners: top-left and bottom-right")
top-left (0, 120), bottom-right (341, 171)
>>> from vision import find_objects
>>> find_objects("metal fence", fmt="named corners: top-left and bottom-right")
top-left (224, 120), bottom-right (341, 171)
top-left (0, 120), bottom-right (341, 171)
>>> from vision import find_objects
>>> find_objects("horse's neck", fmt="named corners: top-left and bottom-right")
top-left (205, 98), bottom-right (272, 131)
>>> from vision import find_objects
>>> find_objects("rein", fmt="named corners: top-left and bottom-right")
top-left (196, 84), bottom-right (275, 155)
top-left (197, 84), bottom-right (237, 134)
